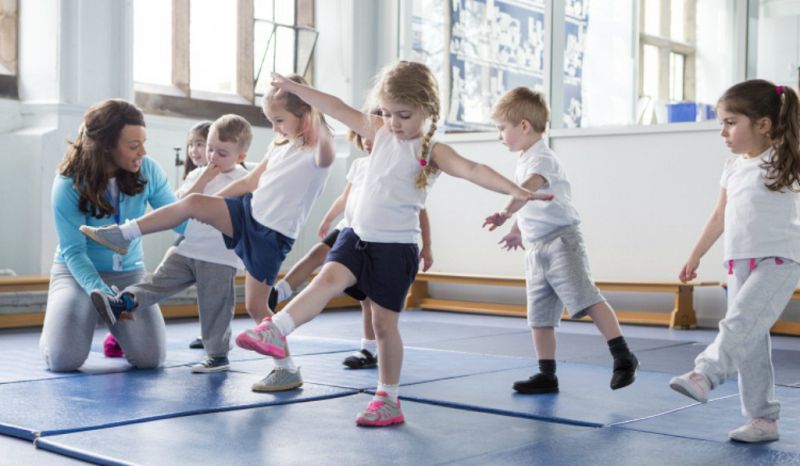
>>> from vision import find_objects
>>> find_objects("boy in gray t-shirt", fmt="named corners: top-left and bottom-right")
top-left (484, 87), bottom-right (638, 394)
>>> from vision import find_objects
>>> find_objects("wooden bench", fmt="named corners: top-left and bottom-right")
top-left (0, 274), bottom-right (358, 329)
top-left (406, 272), bottom-right (719, 329)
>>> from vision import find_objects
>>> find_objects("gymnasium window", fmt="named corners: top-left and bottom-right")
top-left (133, 0), bottom-right (317, 126)
top-left (0, 0), bottom-right (18, 99)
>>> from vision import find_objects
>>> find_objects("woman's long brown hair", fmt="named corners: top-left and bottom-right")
top-left (58, 99), bottom-right (147, 218)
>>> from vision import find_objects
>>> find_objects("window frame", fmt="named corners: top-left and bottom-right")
top-left (134, 0), bottom-right (315, 126)
top-left (0, 0), bottom-right (19, 99)
top-left (637, 0), bottom-right (697, 103)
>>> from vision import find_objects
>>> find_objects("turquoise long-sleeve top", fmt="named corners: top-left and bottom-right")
top-left (52, 157), bottom-right (185, 296)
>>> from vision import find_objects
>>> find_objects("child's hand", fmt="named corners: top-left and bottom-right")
top-left (679, 257), bottom-right (700, 283)
top-left (270, 72), bottom-right (293, 91)
top-left (318, 219), bottom-right (331, 239)
top-left (483, 211), bottom-right (510, 231)
top-left (420, 246), bottom-right (434, 272)
top-left (200, 163), bottom-right (222, 181)
top-left (498, 229), bottom-right (525, 251)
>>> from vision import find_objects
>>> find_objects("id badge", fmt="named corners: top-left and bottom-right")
top-left (112, 254), bottom-right (123, 271)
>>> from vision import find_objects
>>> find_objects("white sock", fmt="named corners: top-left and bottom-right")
top-left (275, 280), bottom-right (293, 303)
top-left (272, 311), bottom-right (296, 336)
top-left (273, 356), bottom-right (297, 372)
top-left (119, 220), bottom-right (142, 240)
top-left (377, 383), bottom-right (399, 402)
top-left (361, 338), bottom-right (377, 356)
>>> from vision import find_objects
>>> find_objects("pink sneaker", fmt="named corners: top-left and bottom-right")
top-left (103, 333), bottom-right (124, 358)
top-left (356, 392), bottom-right (405, 427)
top-left (235, 318), bottom-right (288, 358)
top-left (729, 418), bottom-right (779, 443)
top-left (669, 371), bottom-right (710, 403)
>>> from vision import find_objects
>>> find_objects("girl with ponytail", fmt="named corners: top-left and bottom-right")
top-left (672, 79), bottom-right (800, 443)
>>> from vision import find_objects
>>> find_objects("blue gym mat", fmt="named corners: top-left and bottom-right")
top-left (0, 368), bottom-right (355, 440)
top-left (619, 386), bottom-right (800, 454)
top-left (575, 342), bottom-right (800, 387)
top-left (35, 393), bottom-right (589, 466)
top-left (292, 316), bottom-right (528, 345)
top-left (448, 426), bottom-right (800, 466)
top-left (0, 435), bottom-right (88, 465)
top-left (234, 347), bottom-right (532, 390)
top-left (162, 335), bottom-right (360, 367)
top-left (0, 349), bottom-right (134, 385)
top-left (412, 330), bottom-right (692, 360)
top-left (398, 362), bottom-right (740, 427)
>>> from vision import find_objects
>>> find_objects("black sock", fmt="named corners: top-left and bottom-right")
top-left (538, 359), bottom-right (556, 375)
top-left (607, 336), bottom-right (631, 359)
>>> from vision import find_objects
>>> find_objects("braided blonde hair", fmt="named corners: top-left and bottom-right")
top-left (376, 61), bottom-right (440, 190)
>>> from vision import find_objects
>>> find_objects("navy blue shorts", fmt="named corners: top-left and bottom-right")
top-left (326, 228), bottom-right (419, 312)
top-left (320, 229), bottom-right (367, 301)
top-left (223, 193), bottom-right (294, 285)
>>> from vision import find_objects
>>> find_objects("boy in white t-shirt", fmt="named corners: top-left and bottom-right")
top-left (95, 116), bottom-right (251, 373)
top-left (484, 87), bottom-right (639, 394)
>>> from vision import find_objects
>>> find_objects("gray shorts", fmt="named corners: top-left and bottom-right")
top-left (524, 225), bottom-right (605, 327)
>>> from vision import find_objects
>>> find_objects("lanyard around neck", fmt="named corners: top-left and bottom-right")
top-left (105, 189), bottom-right (121, 225)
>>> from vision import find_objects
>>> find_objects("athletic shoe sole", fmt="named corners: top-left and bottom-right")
top-left (251, 380), bottom-right (303, 392)
top-left (91, 291), bottom-right (117, 326)
top-left (79, 226), bottom-right (129, 255)
top-left (669, 377), bottom-right (708, 403)
top-left (191, 364), bottom-right (230, 374)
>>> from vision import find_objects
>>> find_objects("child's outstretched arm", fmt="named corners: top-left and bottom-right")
top-left (431, 143), bottom-right (553, 211)
top-left (483, 173), bottom-right (549, 231)
top-left (318, 182), bottom-right (351, 238)
top-left (271, 73), bottom-right (380, 142)
top-left (680, 188), bottom-right (726, 283)
top-left (215, 157), bottom-right (267, 198)
top-left (419, 208), bottom-right (433, 271)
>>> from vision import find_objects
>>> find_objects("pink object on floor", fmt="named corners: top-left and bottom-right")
top-left (103, 333), bottom-right (124, 358)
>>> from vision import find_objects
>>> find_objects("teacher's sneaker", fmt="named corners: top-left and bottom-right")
top-left (80, 224), bottom-right (131, 255)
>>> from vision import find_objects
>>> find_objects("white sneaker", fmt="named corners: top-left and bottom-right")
top-left (669, 371), bottom-right (710, 403)
top-left (728, 418), bottom-right (779, 443)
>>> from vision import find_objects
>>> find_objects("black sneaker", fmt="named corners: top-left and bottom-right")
top-left (610, 353), bottom-right (639, 390)
top-left (189, 337), bottom-right (204, 349)
top-left (513, 373), bottom-right (559, 394)
top-left (342, 349), bottom-right (378, 369)
top-left (90, 289), bottom-right (137, 326)
top-left (268, 288), bottom-right (278, 311)
top-left (191, 356), bottom-right (230, 373)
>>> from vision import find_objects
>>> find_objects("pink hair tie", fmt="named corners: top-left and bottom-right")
top-left (419, 159), bottom-right (428, 167)
top-left (776, 85), bottom-right (784, 95)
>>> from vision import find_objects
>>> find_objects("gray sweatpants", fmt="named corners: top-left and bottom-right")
top-left (40, 263), bottom-right (167, 372)
top-left (125, 252), bottom-right (237, 358)
top-left (695, 257), bottom-right (800, 420)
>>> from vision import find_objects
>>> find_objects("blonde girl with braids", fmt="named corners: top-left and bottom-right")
top-left (235, 60), bottom-right (552, 427)
top-left (81, 75), bottom-right (335, 392)
top-left (670, 79), bottom-right (800, 443)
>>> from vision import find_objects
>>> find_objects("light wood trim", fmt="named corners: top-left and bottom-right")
top-left (0, 0), bottom-right (17, 74)
top-left (772, 320), bottom-right (800, 336)
top-left (236, 0), bottom-right (255, 102)
top-left (172, 0), bottom-right (190, 94)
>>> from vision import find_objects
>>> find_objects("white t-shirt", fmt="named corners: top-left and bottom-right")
top-left (721, 150), bottom-right (800, 263)
top-left (250, 141), bottom-right (331, 239)
top-left (514, 139), bottom-right (580, 242)
top-left (175, 165), bottom-right (249, 269)
top-left (334, 156), bottom-right (370, 231)
top-left (351, 126), bottom-right (437, 243)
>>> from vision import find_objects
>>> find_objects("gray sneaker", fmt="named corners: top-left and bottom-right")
top-left (251, 367), bottom-right (303, 392)
top-left (80, 224), bottom-right (131, 255)
top-left (191, 356), bottom-right (230, 373)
